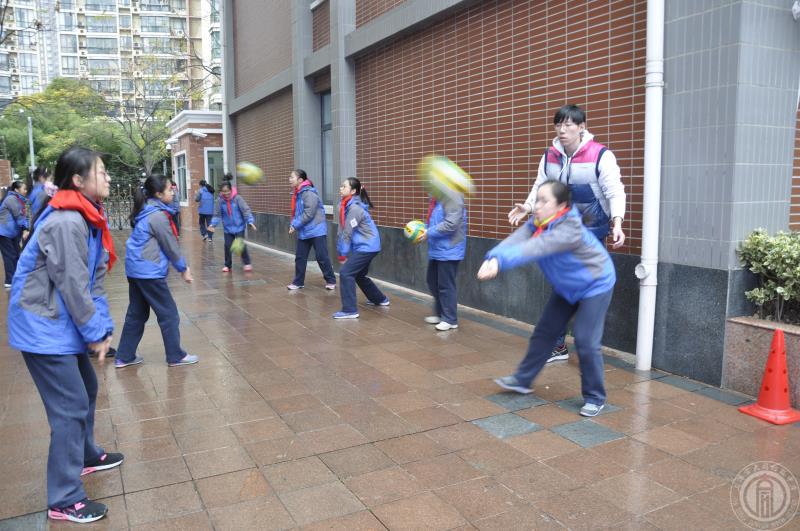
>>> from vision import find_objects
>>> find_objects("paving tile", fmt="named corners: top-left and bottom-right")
top-left (550, 420), bottom-right (625, 448)
top-left (129, 510), bottom-right (214, 530)
top-left (195, 468), bottom-right (273, 509)
top-left (485, 392), bottom-right (548, 411)
top-left (472, 413), bottom-right (541, 439)
top-left (632, 425), bottom-right (711, 456)
top-left (435, 477), bottom-right (521, 522)
top-left (692, 387), bottom-right (753, 406)
top-left (83, 467), bottom-right (124, 500)
top-left (121, 456), bottom-right (191, 492)
top-left (344, 466), bottom-right (425, 507)
top-left (116, 435), bottom-right (182, 464)
top-left (230, 417), bottom-right (295, 444)
top-left (262, 456), bottom-right (337, 493)
top-left (277, 481), bottom-right (365, 526)
top-left (184, 445), bottom-right (255, 479)
top-left (374, 432), bottom-right (449, 464)
top-left (643, 497), bottom-right (742, 530)
top-left (114, 417), bottom-right (173, 443)
top-left (372, 492), bottom-right (467, 531)
top-left (318, 444), bottom-right (395, 479)
top-left (207, 495), bottom-right (296, 531)
top-left (594, 471), bottom-right (682, 515)
top-left (175, 426), bottom-right (239, 454)
top-left (658, 374), bottom-right (709, 392)
top-left (268, 393), bottom-right (325, 415)
top-left (374, 391), bottom-right (438, 413)
top-left (542, 449), bottom-right (628, 486)
top-left (457, 440), bottom-right (534, 474)
top-left (641, 456), bottom-right (727, 495)
top-left (426, 422), bottom-right (497, 451)
top-left (398, 405), bottom-right (463, 430)
top-left (402, 453), bottom-right (483, 490)
top-left (0, 512), bottom-right (47, 531)
top-left (590, 438), bottom-right (671, 471)
top-left (124, 481), bottom-right (203, 526)
top-left (299, 510), bottom-right (388, 531)
top-left (535, 485), bottom-right (636, 529)
top-left (554, 397), bottom-right (621, 416)
top-left (506, 429), bottom-right (581, 460)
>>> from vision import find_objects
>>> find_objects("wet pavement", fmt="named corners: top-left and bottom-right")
top-left (1, 231), bottom-right (799, 530)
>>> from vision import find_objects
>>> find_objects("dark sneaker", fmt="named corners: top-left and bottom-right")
top-left (546, 343), bottom-right (569, 363)
top-left (494, 375), bottom-right (533, 394)
top-left (81, 452), bottom-right (124, 476)
top-left (48, 499), bottom-right (108, 523)
top-left (114, 356), bottom-right (143, 368)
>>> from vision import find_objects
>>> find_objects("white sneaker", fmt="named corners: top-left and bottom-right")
top-left (435, 321), bottom-right (458, 331)
top-left (424, 316), bottom-right (441, 324)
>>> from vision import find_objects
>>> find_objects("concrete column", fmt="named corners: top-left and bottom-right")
top-left (329, 0), bottom-right (357, 190)
top-left (292, 1), bottom-right (322, 183)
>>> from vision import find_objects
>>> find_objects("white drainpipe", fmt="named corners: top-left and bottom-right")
top-left (635, 0), bottom-right (666, 371)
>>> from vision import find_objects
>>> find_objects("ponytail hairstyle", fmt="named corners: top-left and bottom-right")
top-left (345, 177), bottom-right (373, 208)
top-left (199, 179), bottom-right (214, 194)
top-left (129, 174), bottom-right (171, 228)
top-left (1, 180), bottom-right (24, 202)
top-left (292, 169), bottom-right (313, 187)
top-left (26, 165), bottom-right (50, 194)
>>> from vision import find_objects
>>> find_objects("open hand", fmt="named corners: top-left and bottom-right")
top-left (288, 226), bottom-right (295, 234)
top-left (248, 223), bottom-right (257, 232)
top-left (508, 203), bottom-right (531, 226)
top-left (207, 226), bottom-right (215, 233)
top-left (477, 258), bottom-right (499, 281)
top-left (182, 267), bottom-right (193, 283)
top-left (611, 225), bottom-right (626, 249)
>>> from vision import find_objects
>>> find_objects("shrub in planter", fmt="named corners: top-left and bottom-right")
top-left (738, 229), bottom-right (800, 324)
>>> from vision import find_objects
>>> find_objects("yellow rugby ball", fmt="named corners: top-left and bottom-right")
top-left (236, 161), bottom-right (264, 185)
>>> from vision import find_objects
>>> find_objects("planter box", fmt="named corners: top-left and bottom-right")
top-left (722, 317), bottom-right (800, 408)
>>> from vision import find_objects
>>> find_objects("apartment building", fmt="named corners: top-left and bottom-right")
top-left (0, 0), bottom-right (221, 112)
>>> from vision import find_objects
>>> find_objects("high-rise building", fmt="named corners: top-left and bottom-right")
top-left (0, 0), bottom-right (220, 113)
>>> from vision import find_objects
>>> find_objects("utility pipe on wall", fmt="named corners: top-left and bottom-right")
top-left (635, 0), bottom-right (665, 371)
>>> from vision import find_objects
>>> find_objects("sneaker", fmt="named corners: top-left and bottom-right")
top-left (325, 284), bottom-right (336, 290)
top-left (3, 283), bottom-right (10, 289)
top-left (546, 343), bottom-right (569, 363)
top-left (207, 238), bottom-right (213, 243)
top-left (48, 499), bottom-right (107, 523)
top-left (494, 375), bottom-right (533, 394)
top-left (202, 235), bottom-right (207, 241)
top-left (243, 264), bottom-right (253, 272)
top-left (81, 452), bottom-right (124, 476)
top-left (424, 316), bottom-right (441, 324)
top-left (366, 298), bottom-right (390, 306)
top-left (169, 354), bottom-right (199, 367)
top-left (435, 321), bottom-right (458, 331)
top-left (579, 402), bottom-right (605, 417)
top-left (88, 346), bottom-right (116, 358)
top-left (114, 356), bottom-right (144, 369)
top-left (287, 284), bottom-right (304, 290)
top-left (222, 266), bottom-right (230, 273)
top-left (333, 311), bottom-right (359, 319)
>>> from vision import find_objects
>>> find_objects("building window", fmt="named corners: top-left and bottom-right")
top-left (119, 14), bottom-right (131, 28)
top-left (140, 16), bottom-right (169, 33)
top-left (172, 0), bottom-right (186, 11)
top-left (86, 0), bottom-right (116, 11)
top-left (20, 75), bottom-right (37, 94)
top-left (118, 0), bottom-right (131, 6)
top-left (59, 12), bottom-right (76, 30)
top-left (18, 53), bottom-right (38, 74)
top-left (90, 79), bottom-right (119, 96)
top-left (210, 30), bottom-right (220, 60)
top-left (119, 35), bottom-right (132, 50)
top-left (206, 149), bottom-right (223, 190)
top-left (61, 56), bottom-right (78, 75)
top-left (60, 34), bottom-right (77, 53)
top-left (15, 8), bottom-right (35, 27)
top-left (121, 78), bottom-right (134, 92)
top-left (321, 91), bottom-right (333, 204)
top-left (88, 58), bottom-right (118, 75)
top-left (60, 0), bottom-right (76, 9)
top-left (175, 153), bottom-right (187, 201)
top-left (17, 31), bottom-right (36, 50)
top-left (86, 15), bottom-right (117, 33)
top-left (0, 55), bottom-right (8, 70)
top-left (87, 37), bottom-right (118, 54)
top-left (0, 77), bottom-right (10, 92)
top-left (169, 17), bottom-right (185, 34)
top-left (141, 0), bottom-right (170, 12)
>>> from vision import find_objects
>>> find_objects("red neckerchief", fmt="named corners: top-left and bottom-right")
top-left (532, 206), bottom-right (570, 238)
top-left (290, 181), bottom-right (311, 215)
top-left (224, 196), bottom-right (233, 216)
top-left (49, 189), bottom-right (117, 271)
top-left (164, 212), bottom-right (179, 239)
top-left (339, 195), bottom-right (353, 226)
top-left (426, 197), bottom-right (436, 224)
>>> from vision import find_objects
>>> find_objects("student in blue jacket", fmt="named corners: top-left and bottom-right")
top-left (334, 177), bottom-right (388, 318)
top-left (0, 181), bottom-right (29, 288)
top-left (115, 175), bottom-right (197, 369)
top-left (418, 193), bottom-right (467, 332)
top-left (8, 146), bottom-right (121, 524)
top-left (28, 166), bottom-right (51, 218)
top-left (169, 181), bottom-right (181, 234)
top-left (478, 181), bottom-right (616, 417)
top-left (194, 179), bottom-right (215, 242)
top-left (208, 181), bottom-right (256, 272)
top-left (287, 169), bottom-right (336, 290)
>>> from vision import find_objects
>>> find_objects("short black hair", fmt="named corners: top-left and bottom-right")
top-left (553, 104), bottom-right (586, 126)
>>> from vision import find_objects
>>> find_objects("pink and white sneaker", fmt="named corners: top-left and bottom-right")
top-left (48, 499), bottom-right (108, 523)
top-left (243, 264), bottom-right (253, 272)
top-left (222, 266), bottom-right (231, 273)
top-left (81, 452), bottom-right (124, 476)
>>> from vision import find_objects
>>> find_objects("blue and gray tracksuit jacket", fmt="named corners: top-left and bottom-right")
top-left (194, 187), bottom-right (215, 215)
top-left (29, 183), bottom-right (48, 218)
top-left (8, 206), bottom-right (114, 354)
top-left (211, 193), bottom-right (254, 234)
top-left (337, 198), bottom-right (380, 257)
top-left (426, 195), bottom-right (467, 261)
top-left (126, 199), bottom-right (187, 279)
top-left (486, 206), bottom-right (615, 304)
top-left (0, 191), bottom-right (29, 238)
top-left (291, 185), bottom-right (327, 240)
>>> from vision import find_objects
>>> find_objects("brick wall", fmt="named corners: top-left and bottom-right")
top-left (172, 133), bottom-right (223, 231)
top-left (313, 71), bottom-right (331, 93)
top-left (356, 0), bottom-right (408, 27)
top-left (312, 0), bottom-right (330, 51)
top-left (233, 90), bottom-right (294, 215)
top-left (232, 2), bottom-right (292, 98)
top-left (355, 0), bottom-right (646, 254)
top-left (0, 160), bottom-right (11, 187)
top-left (792, 107), bottom-right (800, 232)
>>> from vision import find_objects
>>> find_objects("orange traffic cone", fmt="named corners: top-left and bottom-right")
top-left (739, 329), bottom-right (800, 425)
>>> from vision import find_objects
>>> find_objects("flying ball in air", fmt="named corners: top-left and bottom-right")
top-left (417, 154), bottom-right (475, 202)
top-left (236, 162), bottom-right (264, 185)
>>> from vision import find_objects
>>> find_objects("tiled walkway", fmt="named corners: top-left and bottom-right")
top-left (1, 232), bottom-right (799, 530)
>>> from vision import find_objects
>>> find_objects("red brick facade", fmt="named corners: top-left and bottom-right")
top-left (234, 90), bottom-right (295, 215)
top-left (792, 107), bottom-right (800, 231)
top-left (172, 130), bottom-right (223, 230)
top-left (0, 160), bottom-right (12, 187)
top-left (312, 1), bottom-right (331, 51)
top-left (356, 0), bottom-right (408, 28)
top-left (233, 2), bottom-right (292, 98)
top-left (355, 0), bottom-right (646, 253)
